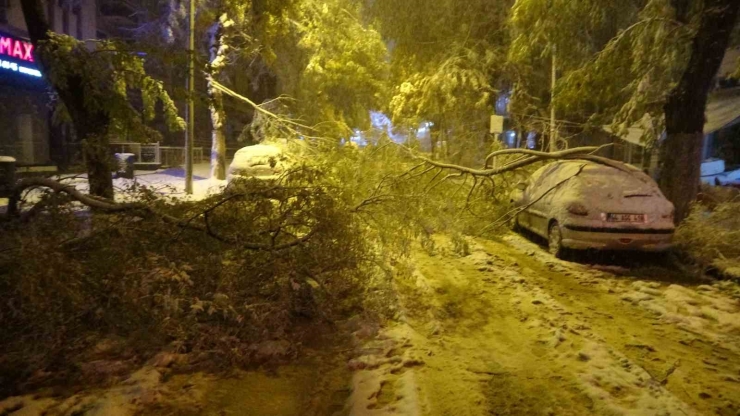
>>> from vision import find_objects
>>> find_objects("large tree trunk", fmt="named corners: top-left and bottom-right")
top-left (83, 132), bottom-right (114, 198)
top-left (207, 19), bottom-right (228, 180)
top-left (20, 0), bottom-right (113, 198)
top-left (660, 0), bottom-right (740, 223)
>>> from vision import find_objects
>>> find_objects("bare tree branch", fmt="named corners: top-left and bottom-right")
top-left (484, 147), bottom-right (600, 169)
top-left (2, 177), bottom-right (317, 251)
top-left (479, 163), bottom-right (588, 235)
top-left (412, 145), bottom-right (631, 178)
top-left (7, 177), bottom-right (143, 217)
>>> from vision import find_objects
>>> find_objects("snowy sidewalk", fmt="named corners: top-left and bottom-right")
top-left (0, 163), bottom-right (227, 213)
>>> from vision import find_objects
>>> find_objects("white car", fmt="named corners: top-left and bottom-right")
top-left (510, 160), bottom-right (675, 258)
top-left (227, 144), bottom-right (290, 182)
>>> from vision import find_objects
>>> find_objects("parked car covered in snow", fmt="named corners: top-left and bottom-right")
top-left (227, 143), bottom-right (290, 182)
top-left (510, 160), bottom-right (675, 258)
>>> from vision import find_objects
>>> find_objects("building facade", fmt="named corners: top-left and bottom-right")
top-left (0, 0), bottom-right (97, 167)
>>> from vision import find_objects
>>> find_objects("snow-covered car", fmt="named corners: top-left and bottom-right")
top-left (510, 160), bottom-right (675, 258)
top-left (227, 143), bottom-right (290, 182)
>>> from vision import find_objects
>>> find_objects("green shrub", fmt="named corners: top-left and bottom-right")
top-left (696, 183), bottom-right (740, 209)
top-left (675, 200), bottom-right (740, 278)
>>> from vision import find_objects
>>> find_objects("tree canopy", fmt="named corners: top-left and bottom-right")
top-left (507, 0), bottom-right (646, 132)
top-left (508, 0), bottom-right (740, 220)
top-left (23, 0), bottom-right (740, 219)
top-left (275, 0), bottom-right (389, 136)
top-left (367, 0), bottom-right (512, 162)
top-left (43, 34), bottom-right (186, 140)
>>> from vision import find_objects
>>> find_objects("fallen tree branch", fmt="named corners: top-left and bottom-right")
top-left (484, 147), bottom-right (600, 169)
top-left (2, 177), bottom-right (318, 251)
top-left (478, 163), bottom-right (588, 235)
top-left (412, 145), bottom-right (632, 179)
top-left (413, 152), bottom-right (552, 177)
top-left (352, 194), bottom-right (397, 212)
top-left (210, 78), bottom-right (314, 132)
top-left (7, 177), bottom-right (140, 216)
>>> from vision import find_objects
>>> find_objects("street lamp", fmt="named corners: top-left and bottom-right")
top-left (184, 0), bottom-right (195, 194)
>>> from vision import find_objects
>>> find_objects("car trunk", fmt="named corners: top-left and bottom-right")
top-left (573, 168), bottom-right (672, 227)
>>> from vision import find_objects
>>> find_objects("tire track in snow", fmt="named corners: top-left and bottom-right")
top-left (387, 233), bottom-right (740, 415)
top-left (494, 232), bottom-right (740, 415)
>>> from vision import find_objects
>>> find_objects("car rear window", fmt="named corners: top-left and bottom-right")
top-left (576, 166), bottom-right (658, 195)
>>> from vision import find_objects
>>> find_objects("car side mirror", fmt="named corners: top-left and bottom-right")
top-left (515, 182), bottom-right (527, 191)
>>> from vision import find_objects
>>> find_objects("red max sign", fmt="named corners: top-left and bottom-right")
top-left (0, 35), bottom-right (34, 63)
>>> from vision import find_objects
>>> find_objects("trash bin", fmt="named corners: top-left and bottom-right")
top-left (0, 156), bottom-right (16, 198)
top-left (114, 153), bottom-right (136, 179)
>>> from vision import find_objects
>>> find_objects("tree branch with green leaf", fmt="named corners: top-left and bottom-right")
top-left (20, 0), bottom-right (185, 198)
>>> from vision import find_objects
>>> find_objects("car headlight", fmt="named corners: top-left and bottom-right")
top-left (567, 202), bottom-right (589, 216)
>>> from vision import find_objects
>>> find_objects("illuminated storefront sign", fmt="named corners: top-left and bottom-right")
top-left (0, 33), bottom-right (41, 79)
top-left (0, 36), bottom-right (35, 62)
top-left (0, 59), bottom-right (41, 77)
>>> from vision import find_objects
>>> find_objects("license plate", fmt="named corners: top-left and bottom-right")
top-left (606, 213), bottom-right (645, 223)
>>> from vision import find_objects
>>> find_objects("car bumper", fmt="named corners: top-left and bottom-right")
top-left (561, 225), bottom-right (674, 251)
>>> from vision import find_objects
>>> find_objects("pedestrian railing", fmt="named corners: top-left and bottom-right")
top-left (159, 146), bottom-right (206, 166)
top-left (109, 142), bottom-right (207, 167)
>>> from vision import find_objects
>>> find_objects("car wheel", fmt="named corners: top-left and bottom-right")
top-left (548, 221), bottom-right (566, 259)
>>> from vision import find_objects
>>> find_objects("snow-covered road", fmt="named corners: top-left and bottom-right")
top-left (364, 233), bottom-right (740, 415)
top-left (3, 232), bottom-right (739, 416)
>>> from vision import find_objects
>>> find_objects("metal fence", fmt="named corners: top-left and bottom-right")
top-left (109, 142), bottom-right (161, 165)
top-left (109, 142), bottom-right (207, 167)
top-left (159, 146), bottom-right (206, 167)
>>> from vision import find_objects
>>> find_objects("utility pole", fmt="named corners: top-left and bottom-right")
top-left (549, 44), bottom-right (557, 153)
top-left (184, 0), bottom-right (195, 194)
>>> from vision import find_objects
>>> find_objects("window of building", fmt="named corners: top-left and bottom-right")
top-left (59, 0), bottom-right (69, 34)
top-left (0, 0), bottom-right (10, 24)
top-left (46, 0), bottom-right (56, 31)
top-left (73, 5), bottom-right (82, 39)
top-left (62, 10), bottom-right (69, 34)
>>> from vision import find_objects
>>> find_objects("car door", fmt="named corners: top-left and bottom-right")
top-left (518, 168), bottom-right (545, 231)
top-left (526, 164), bottom-right (560, 237)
